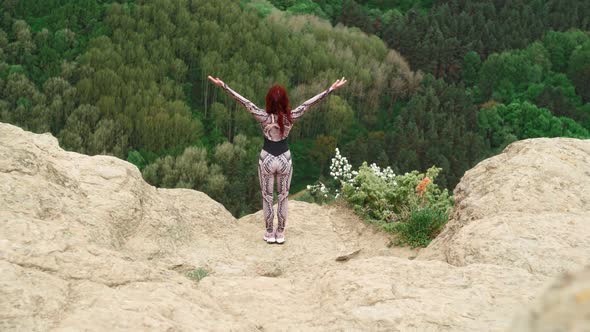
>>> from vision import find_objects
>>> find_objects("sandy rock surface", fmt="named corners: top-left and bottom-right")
top-left (510, 266), bottom-right (590, 332)
top-left (1, 123), bottom-right (588, 331)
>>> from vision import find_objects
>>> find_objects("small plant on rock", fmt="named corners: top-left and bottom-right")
top-left (186, 267), bottom-right (208, 282)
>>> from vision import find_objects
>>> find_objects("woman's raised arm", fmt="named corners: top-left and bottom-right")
top-left (291, 77), bottom-right (347, 121)
top-left (208, 75), bottom-right (269, 123)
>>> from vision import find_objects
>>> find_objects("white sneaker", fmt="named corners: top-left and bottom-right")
top-left (264, 231), bottom-right (276, 243)
top-left (275, 230), bottom-right (285, 244)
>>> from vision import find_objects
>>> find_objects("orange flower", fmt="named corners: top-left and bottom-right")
top-left (416, 177), bottom-right (431, 196)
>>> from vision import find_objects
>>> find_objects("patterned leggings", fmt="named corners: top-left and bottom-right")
top-left (258, 149), bottom-right (293, 233)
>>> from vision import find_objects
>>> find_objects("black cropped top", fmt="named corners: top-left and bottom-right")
top-left (263, 137), bottom-right (289, 156)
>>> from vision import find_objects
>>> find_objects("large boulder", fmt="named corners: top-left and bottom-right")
top-left (0, 123), bottom-right (247, 331)
top-left (418, 138), bottom-right (590, 277)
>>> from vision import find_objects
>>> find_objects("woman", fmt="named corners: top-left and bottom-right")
top-left (208, 75), bottom-right (347, 244)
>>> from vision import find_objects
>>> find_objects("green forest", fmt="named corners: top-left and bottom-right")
top-left (1, 0), bottom-right (589, 217)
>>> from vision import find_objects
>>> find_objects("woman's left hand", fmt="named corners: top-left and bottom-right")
top-left (208, 75), bottom-right (225, 87)
top-left (330, 77), bottom-right (347, 91)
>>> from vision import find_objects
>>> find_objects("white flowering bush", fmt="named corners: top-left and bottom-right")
top-left (299, 147), bottom-right (455, 247)
top-left (306, 182), bottom-right (328, 197)
top-left (329, 148), bottom-right (357, 185)
top-left (368, 163), bottom-right (396, 184)
top-left (343, 162), bottom-right (454, 247)
top-left (302, 181), bottom-right (334, 204)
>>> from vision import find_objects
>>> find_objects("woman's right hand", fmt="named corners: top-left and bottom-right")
top-left (330, 77), bottom-right (347, 91)
top-left (208, 75), bottom-right (225, 87)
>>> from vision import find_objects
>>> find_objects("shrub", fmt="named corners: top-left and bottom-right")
top-left (300, 181), bottom-right (337, 205)
top-left (303, 148), bottom-right (455, 247)
top-left (392, 207), bottom-right (448, 248)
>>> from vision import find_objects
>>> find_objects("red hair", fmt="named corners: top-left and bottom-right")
top-left (265, 85), bottom-right (292, 136)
